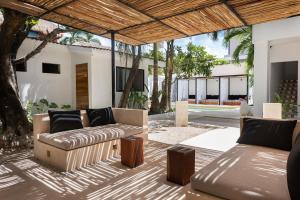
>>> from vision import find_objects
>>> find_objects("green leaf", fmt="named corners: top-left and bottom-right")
top-left (49, 102), bottom-right (58, 108)
top-left (174, 42), bottom-right (215, 78)
top-left (39, 99), bottom-right (49, 106)
top-left (61, 104), bottom-right (71, 110)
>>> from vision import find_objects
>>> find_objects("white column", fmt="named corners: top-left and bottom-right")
top-left (253, 41), bottom-right (270, 116)
top-left (175, 101), bottom-right (188, 127)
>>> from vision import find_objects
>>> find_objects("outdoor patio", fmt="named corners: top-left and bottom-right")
top-left (1, 0), bottom-right (300, 200)
top-left (0, 117), bottom-right (227, 200)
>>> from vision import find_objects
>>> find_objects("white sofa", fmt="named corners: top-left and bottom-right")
top-left (33, 108), bottom-right (148, 172)
top-left (186, 117), bottom-right (300, 200)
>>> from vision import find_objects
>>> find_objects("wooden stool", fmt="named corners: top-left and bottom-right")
top-left (167, 145), bottom-right (195, 185)
top-left (121, 136), bottom-right (144, 168)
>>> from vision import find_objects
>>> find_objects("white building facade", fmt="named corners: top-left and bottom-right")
top-left (252, 15), bottom-right (300, 116)
top-left (16, 38), bottom-right (161, 109)
top-left (177, 63), bottom-right (249, 104)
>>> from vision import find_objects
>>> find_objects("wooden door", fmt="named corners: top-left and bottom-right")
top-left (76, 63), bottom-right (89, 109)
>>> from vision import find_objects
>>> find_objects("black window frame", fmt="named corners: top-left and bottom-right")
top-left (42, 63), bottom-right (61, 74)
top-left (116, 66), bottom-right (144, 92)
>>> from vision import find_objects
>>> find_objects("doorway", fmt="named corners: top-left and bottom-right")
top-left (270, 61), bottom-right (298, 117)
top-left (76, 63), bottom-right (89, 109)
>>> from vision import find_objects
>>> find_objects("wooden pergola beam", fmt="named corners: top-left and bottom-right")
top-left (219, 0), bottom-right (248, 26)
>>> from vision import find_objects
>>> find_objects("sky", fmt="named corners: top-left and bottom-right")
top-left (97, 31), bottom-right (228, 59)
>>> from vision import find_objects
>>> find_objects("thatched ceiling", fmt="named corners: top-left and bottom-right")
top-left (1, 0), bottom-right (300, 45)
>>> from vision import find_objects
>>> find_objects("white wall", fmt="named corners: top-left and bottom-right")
top-left (17, 39), bottom-right (73, 107)
top-left (205, 63), bottom-right (246, 77)
top-left (178, 79), bottom-right (188, 101)
top-left (89, 49), bottom-right (112, 108)
top-left (253, 16), bottom-right (300, 115)
top-left (189, 79), bottom-right (196, 95)
top-left (207, 78), bottom-right (219, 95)
top-left (220, 78), bottom-right (228, 102)
top-left (196, 79), bottom-right (206, 101)
top-left (229, 76), bottom-right (247, 95)
top-left (17, 38), bottom-right (157, 109)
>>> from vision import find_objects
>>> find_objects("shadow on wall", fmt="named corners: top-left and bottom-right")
top-left (19, 82), bottom-right (72, 107)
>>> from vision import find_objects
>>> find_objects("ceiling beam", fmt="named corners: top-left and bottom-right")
top-left (18, 0), bottom-right (146, 45)
top-left (116, 0), bottom-right (188, 37)
top-left (219, 0), bottom-right (248, 26)
top-left (158, 1), bottom-right (221, 20)
top-left (114, 1), bottom-right (221, 35)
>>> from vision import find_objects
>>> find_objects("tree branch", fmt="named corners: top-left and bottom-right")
top-left (14, 28), bottom-right (76, 64)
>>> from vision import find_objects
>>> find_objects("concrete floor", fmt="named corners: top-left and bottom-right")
top-left (149, 108), bottom-right (241, 152)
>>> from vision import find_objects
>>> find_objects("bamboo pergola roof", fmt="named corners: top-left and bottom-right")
top-left (1, 0), bottom-right (300, 45)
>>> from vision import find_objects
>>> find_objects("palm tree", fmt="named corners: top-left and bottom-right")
top-left (117, 42), bottom-right (131, 68)
top-left (209, 27), bottom-right (254, 73)
top-left (60, 31), bottom-right (83, 45)
top-left (60, 30), bottom-right (101, 46)
top-left (160, 40), bottom-right (174, 112)
top-left (150, 43), bottom-right (161, 113)
top-left (223, 26), bottom-right (254, 73)
top-left (77, 32), bottom-right (101, 45)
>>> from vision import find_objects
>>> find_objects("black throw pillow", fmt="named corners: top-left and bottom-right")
top-left (287, 135), bottom-right (300, 200)
top-left (86, 107), bottom-right (115, 127)
top-left (48, 110), bottom-right (83, 133)
top-left (237, 118), bottom-right (296, 151)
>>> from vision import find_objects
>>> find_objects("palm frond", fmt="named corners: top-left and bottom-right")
top-left (60, 37), bottom-right (70, 45)
top-left (208, 31), bottom-right (219, 41)
top-left (232, 38), bottom-right (250, 64)
top-left (223, 27), bottom-right (249, 46)
top-left (90, 38), bottom-right (101, 45)
top-left (246, 44), bottom-right (254, 72)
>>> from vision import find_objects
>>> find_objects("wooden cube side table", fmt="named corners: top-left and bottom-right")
top-left (121, 136), bottom-right (144, 168)
top-left (167, 145), bottom-right (195, 185)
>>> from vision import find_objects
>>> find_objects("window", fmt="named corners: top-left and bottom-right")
top-left (27, 31), bottom-right (39, 39)
top-left (16, 61), bottom-right (27, 72)
top-left (42, 63), bottom-right (60, 74)
top-left (116, 67), bottom-right (144, 92)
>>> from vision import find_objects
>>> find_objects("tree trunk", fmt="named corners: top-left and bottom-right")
top-left (150, 43), bottom-right (160, 113)
top-left (160, 43), bottom-right (169, 112)
top-left (0, 9), bottom-right (31, 147)
top-left (167, 40), bottom-right (174, 111)
top-left (118, 46), bottom-right (142, 108)
top-left (0, 9), bottom-right (74, 148)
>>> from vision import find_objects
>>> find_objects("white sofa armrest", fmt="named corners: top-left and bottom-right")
top-left (112, 108), bottom-right (148, 129)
